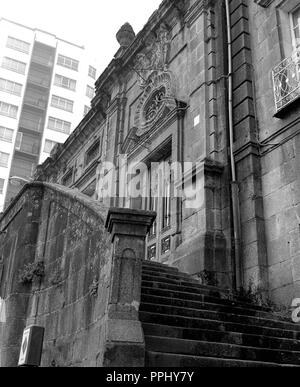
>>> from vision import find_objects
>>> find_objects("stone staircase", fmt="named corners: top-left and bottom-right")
top-left (140, 261), bottom-right (300, 367)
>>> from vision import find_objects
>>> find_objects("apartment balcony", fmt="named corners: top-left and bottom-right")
top-left (272, 50), bottom-right (300, 117)
top-left (15, 136), bottom-right (40, 157)
top-left (15, 144), bottom-right (39, 157)
top-left (19, 118), bottom-right (43, 134)
top-left (31, 54), bottom-right (54, 68)
top-left (27, 73), bottom-right (51, 89)
top-left (23, 95), bottom-right (48, 110)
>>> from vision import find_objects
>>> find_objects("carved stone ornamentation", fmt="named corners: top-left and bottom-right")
top-left (116, 22), bottom-right (136, 47)
top-left (135, 23), bottom-right (172, 88)
top-left (134, 70), bottom-right (177, 137)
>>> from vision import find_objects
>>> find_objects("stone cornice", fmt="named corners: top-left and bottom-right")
top-left (185, 0), bottom-right (205, 26)
top-left (36, 110), bottom-right (105, 181)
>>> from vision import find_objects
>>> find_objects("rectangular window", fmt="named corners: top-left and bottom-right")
top-left (2, 57), bottom-right (26, 74)
top-left (148, 154), bottom-right (172, 236)
top-left (0, 152), bottom-right (9, 168)
top-left (0, 179), bottom-right (4, 194)
top-left (0, 78), bottom-right (22, 96)
top-left (0, 101), bottom-right (18, 118)
top-left (54, 74), bottom-right (77, 91)
top-left (82, 180), bottom-right (96, 197)
top-left (86, 85), bottom-right (95, 99)
top-left (44, 139), bottom-right (58, 154)
top-left (51, 95), bottom-right (74, 112)
top-left (48, 117), bottom-right (71, 134)
top-left (291, 6), bottom-right (300, 50)
top-left (149, 165), bottom-right (158, 237)
top-left (85, 140), bottom-right (100, 167)
top-left (88, 65), bottom-right (96, 79)
top-left (57, 54), bottom-right (79, 71)
top-left (162, 157), bottom-right (172, 230)
top-left (7, 36), bottom-right (30, 54)
top-left (0, 126), bottom-right (14, 143)
top-left (62, 168), bottom-right (73, 187)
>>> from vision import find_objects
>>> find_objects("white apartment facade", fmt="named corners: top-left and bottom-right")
top-left (0, 18), bottom-right (97, 211)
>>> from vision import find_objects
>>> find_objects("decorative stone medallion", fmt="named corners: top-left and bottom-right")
top-left (134, 70), bottom-right (177, 136)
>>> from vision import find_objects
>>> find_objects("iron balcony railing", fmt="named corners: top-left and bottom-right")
top-left (272, 50), bottom-right (300, 114)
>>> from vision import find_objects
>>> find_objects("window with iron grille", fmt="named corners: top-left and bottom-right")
top-left (6, 36), bottom-right (30, 54)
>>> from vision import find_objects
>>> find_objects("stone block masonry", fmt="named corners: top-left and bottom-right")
top-left (0, 183), bottom-right (155, 367)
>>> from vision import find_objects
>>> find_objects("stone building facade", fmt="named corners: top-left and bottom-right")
top-left (0, 0), bottom-right (296, 310)
top-left (2, 0), bottom-right (300, 368)
top-left (33, 0), bottom-right (300, 305)
top-left (36, 0), bottom-right (234, 291)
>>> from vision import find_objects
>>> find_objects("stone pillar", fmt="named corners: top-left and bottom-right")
top-left (103, 208), bottom-right (156, 367)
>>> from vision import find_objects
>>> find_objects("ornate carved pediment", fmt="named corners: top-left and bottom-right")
top-left (135, 23), bottom-right (172, 88)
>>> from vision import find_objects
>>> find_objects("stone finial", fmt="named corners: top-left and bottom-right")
top-left (116, 23), bottom-right (136, 47)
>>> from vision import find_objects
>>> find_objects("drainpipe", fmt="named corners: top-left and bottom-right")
top-left (225, 0), bottom-right (243, 290)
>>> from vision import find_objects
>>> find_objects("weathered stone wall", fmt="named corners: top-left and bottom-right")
top-left (0, 183), bottom-right (112, 367)
top-left (247, 0), bottom-right (300, 303)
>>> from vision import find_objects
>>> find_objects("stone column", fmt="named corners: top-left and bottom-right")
top-left (103, 208), bottom-right (156, 367)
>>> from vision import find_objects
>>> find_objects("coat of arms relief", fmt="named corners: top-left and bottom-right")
top-left (135, 23), bottom-right (172, 88)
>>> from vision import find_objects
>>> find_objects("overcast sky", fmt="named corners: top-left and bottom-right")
top-left (1, 0), bottom-right (162, 74)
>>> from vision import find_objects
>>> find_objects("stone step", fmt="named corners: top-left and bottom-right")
top-left (142, 323), bottom-right (300, 351)
top-left (142, 273), bottom-right (225, 293)
top-left (139, 311), bottom-right (300, 340)
top-left (141, 286), bottom-right (273, 313)
top-left (143, 261), bottom-right (179, 272)
top-left (142, 268), bottom-right (220, 289)
top-left (140, 302), bottom-right (300, 332)
top-left (142, 276), bottom-right (272, 309)
top-left (145, 336), bottom-right (300, 365)
top-left (140, 293), bottom-right (289, 322)
top-left (145, 351), bottom-right (298, 368)
top-left (142, 280), bottom-right (223, 298)
top-left (142, 272), bottom-right (274, 310)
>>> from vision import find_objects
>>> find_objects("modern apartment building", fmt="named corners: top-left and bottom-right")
top-left (0, 18), bottom-right (97, 211)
